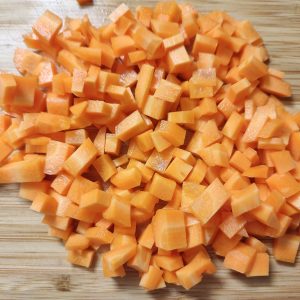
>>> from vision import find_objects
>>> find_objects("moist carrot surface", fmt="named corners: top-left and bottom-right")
top-left (0, 1), bottom-right (299, 292)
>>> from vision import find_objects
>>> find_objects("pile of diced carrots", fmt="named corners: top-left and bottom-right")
top-left (0, 1), bottom-right (299, 291)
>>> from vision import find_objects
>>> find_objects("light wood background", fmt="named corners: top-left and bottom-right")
top-left (0, 0), bottom-right (300, 299)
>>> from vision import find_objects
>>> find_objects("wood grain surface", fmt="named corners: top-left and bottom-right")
top-left (0, 1), bottom-right (300, 299)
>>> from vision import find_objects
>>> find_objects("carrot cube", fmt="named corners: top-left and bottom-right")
top-left (63, 138), bottom-right (98, 177)
top-left (135, 130), bottom-right (154, 153)
top-left (80, 189), bottom-right (112, 211)
top-left (186, 159), bottom-right (207, 184)
top-left (229, 150), bottom-right (251, 172)
top-left (246, 252), bottom-right (269, 277)
top-left (115, 110), bottom-right (148, 142)
top-left (33, 10), bottom-right (62, 43)
top-left (260, 75), bottom-right (291, 98)
top-left (273, 235), bottom-right (300, 263)
top-left (150, 131), bottom-right (172, 152)
top-left (167, 46), bottom-right (192, 74)
top-left (192, 34), bottom-right (218, 55)
top-left (93, 154), bottom-right (117, 182)
top-left (163, 33), bottom-right (184, 50)
top-left (51, 172), bottom-right (73, 196)
top-left (157, 120), bottom-right (186, 147)
top-left (111, 167), bottom-right (142, 189)
top-left (103, 196), bottom-right (131, 227)
top-left (131, 191), bottom-right (158, 213)
top-left (269, 150), bottom-right (296, 174)
top-left (0, 157), bottom-right (45, 183)
top-left (85, 227), bottom-right (113, 246)
top-left (67, 249), bottom-right (95, 268)
top-left (164, 157), bottom-right (193, 183)
top-left (143, 96), bottom-right (170, 120)
top-left (168, 110), bottom-right (195, 124)
top-left (65, 233), bottom-right (90, 250)
top-left (111, 35), bottom-right (136, 56)
top-left (153, 209), bottom-right (187, 250)
top-left (176, 253), bottom-right (211, 289)
top-left (266, 173), bottom-right (300, 198)
top-left (0, 74), bottom-right (16, 104)
top-left (128, 244), bottom-right (152, 273)
top-left (224, 242), bottom-right (257, 274)
top-left (19, 180), bottom-right (50, 201)
top-left (139, 265), bottom-right (163, 291)
top-left (191, 178), bottom-right (229, 224)
top-left (154, 79), bottom-right (182, 103)
top-left (31, 191), bottom-right (57, 216)
top-left (239, 56), bottom-right (268, 82)
top-left (149, 173), bottom-right (176, 201)
top-left (135, 64), bottom-right (155, 109)
top-left (226, 78), bottom-right (251, 103)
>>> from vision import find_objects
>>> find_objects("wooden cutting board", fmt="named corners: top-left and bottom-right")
top-left (0, 1), bottom-right (300, 299)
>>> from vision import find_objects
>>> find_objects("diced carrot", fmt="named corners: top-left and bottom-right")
top-left (32, 10), bottom-right (62, 43)
top-left (246, 252), bottom-right (269, 277)
top-left (63, 138), bottom-right (97, 177)
top-left (273, 234), bottom-right (300, 263)
top-left (224, 242), bottom-right (256, 274)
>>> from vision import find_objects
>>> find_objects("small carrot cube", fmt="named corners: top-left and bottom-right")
top-left (31, 191), bottom-right (57, 216)
top-left (110, 167), bottom-right (142, 189)
top-left (224, 242), bottom-right (257, 274)
top-left (63, 138), bottom-right (98, 177)
top-left (139, 265), bottom-right (163, 291)
top-left (168, 110), bottom-right (195, 124)
top-left (0, 74), bottom-right (16, 104)
top-left (115, 110), bottom-right (148, 142)
top-left (266, 173), bottom-right (300, 198)
top-left (32, 10), bottom-right (62, 43)
top-left (153, 209), bottom-right (187, 250)
top-left (67, 249), bottom-right (95, 268)
top-left (229, 150), bottom-right (251, 172)
top-left (246, 252), bottom-right (269, 277)
top-left (270, 150), bottom-right (296, 174)
top-left (65, 233), bottom-right (90, 250)
top-left (273, 235), bottom-right (300, 263)
top-left (149, 173), bottom-right (176, 201)
top-left (111, 35), bottom-right (136, 56)
top-left (192, 34), bottom-right (218, 55)
top-left (157, 120), bottom-right (186, 147)
top-left (231, 183), bottom-right (260, 217)
top-left (167, 45), bottom-right (192, 74)
top-left (164, 157), bottom-right (193, 183)
top-left (154, 79), bottom-right (182, 103)
top-left (239, 56), bottom-right (268, 82)
top-left (103, 196), bottom-right (131, 227)
top-left (93, 154), bottom-right (117, 182)
top-left (191, 178), bottom-right (229, 224)
top-left (80, 189), bottom-right (112, 211)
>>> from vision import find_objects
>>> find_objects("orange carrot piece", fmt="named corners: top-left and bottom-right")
top-left (63, 138), bottom-right (98, 177)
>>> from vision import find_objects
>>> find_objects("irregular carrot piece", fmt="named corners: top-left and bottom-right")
top-left (63, 138), bottom-right (98, 177)
top-left (239, 56), bottom-right (268, 82)
top-left (152, 209), bottom-right (187, 251)
top-left (212, 231), bottom-right (242, 257)
top-left (0, 74), bottom-right (16, 104)
top-left (245, 237), bottom-right (268, 253)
